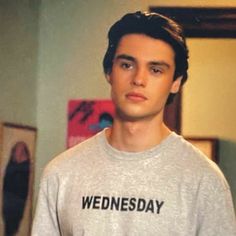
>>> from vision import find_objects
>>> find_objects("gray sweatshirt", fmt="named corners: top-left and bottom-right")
top-left (32, 130), bottom-right (236, 236)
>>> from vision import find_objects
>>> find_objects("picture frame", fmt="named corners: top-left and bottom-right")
top-left (0, 122), bottom-right (37, 236)
top-left (185, 137), bottom-right (219, 163)
top-left (149, 7), bottom-right (236, 38)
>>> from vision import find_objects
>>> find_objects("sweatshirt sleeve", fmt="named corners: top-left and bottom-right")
top-left (197, 170), bottom-right (236, 236)
top-left (31, 172), bottom-right (61, 236)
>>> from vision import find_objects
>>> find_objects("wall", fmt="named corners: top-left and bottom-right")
top-left (0, 0), bottom-right (39, 126)
top-left (182, 38), bottom-right (236, 207)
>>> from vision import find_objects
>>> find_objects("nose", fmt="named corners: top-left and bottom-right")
top-left (131, 67), bottom-right (147, 87)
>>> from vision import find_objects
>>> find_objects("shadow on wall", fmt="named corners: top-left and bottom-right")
top-left (219, 139), bottom-right (236, 210)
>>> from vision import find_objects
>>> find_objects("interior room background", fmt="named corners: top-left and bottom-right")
top-left (1, 0), bottom-right (236, 216)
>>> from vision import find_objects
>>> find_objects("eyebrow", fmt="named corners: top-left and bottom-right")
top-left (114, 54), bottom-right (171, 69)
top-left (115, 54), bottom-right (135, 62)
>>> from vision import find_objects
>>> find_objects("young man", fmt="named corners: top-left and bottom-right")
top-left (32, 12), bottom-right (236, 235)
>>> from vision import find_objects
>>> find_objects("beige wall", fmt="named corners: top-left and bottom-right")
top-left (183, 39), bottom-right (236, 139)
top-left (0, 0), bottom-right (39, 126)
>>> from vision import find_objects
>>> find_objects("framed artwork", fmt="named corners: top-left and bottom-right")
top-left (0, 122), bottom-right (37, 236)
top-left (67, 100), bottom-right (114, 148)
top-left (149, 7), bottom-right (236, 38)
top-left (185, 137), bottom-right (219, 163)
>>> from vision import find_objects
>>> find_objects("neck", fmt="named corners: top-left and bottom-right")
top-left (106, 116), bottom-right (171, 152)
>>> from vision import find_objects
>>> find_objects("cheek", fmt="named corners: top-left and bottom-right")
top-left (110, 86), bottom-right (122, 107)
top-left (110, 83), bottom-right (123, 100)
top-left (150, 80), bottom-right (171, 92)
top-left (149, 80), bottom-right (174, 101)
top-left (109, 78), bottom-right (120, 97)
top-left (110, 74), bottom-right (127, 92)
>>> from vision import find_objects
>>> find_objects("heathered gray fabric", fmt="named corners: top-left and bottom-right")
top-left (32, 130), bottom-right (236, 236)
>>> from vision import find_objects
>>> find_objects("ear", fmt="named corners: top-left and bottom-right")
top-left (170, 76), bottom-right (182, 94)
top-left (105, 73), bottom-right (112, 84)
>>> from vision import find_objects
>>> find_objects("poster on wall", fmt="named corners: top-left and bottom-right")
top-left (0, 122), bottom-right (37, 236)
top-left (67, 99), bottom-right (115, 148)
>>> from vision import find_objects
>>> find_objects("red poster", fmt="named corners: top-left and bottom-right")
top-left (67, 100), bottom-right (115, 148)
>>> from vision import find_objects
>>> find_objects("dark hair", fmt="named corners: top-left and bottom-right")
top-left (103, 11), bottom-right (189, 104)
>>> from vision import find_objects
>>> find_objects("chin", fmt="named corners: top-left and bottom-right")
top-left (115, 104), bottom-right (164, 122)
top-left (116, 109), bottom-right (152, 122)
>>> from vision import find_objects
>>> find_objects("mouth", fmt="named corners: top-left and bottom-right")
top-left (125, 92), bottom-right (147, 102)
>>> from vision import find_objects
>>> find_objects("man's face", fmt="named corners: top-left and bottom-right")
top-left (106, 33), bottom-right (181, 122)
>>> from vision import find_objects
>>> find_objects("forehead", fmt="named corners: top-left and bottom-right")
top-left (115, 34), bottom-right (175, 65)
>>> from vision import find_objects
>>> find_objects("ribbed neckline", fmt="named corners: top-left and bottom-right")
top-left (96, 129), bottom-right (178, 161)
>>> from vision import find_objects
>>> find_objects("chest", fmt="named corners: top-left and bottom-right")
top-left (56, 163), bottom-right (200, 235)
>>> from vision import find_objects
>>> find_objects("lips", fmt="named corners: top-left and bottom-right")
top-left (126, 92), bottom-right (147, 101)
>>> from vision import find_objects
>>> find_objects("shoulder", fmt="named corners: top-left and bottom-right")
top-left (169, 133), bottom-right (229, 191)
top-left (41, 131), bottom-right (103, 181)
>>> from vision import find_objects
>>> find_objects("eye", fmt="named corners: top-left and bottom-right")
top-left (120, 61), bottom-right (133, 70)
top-left (150, 66), bottom-right (163, 75)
